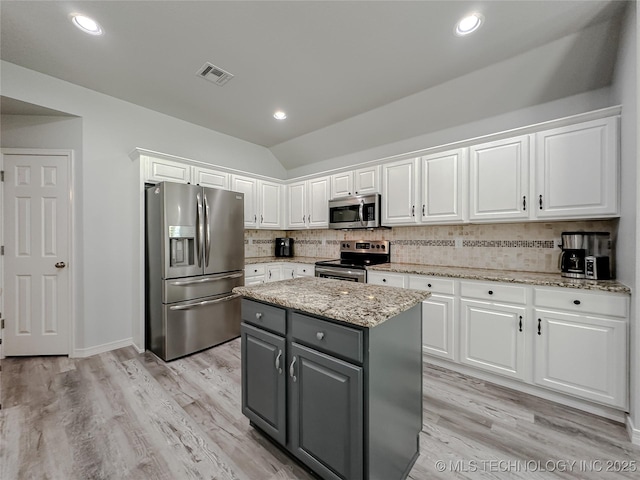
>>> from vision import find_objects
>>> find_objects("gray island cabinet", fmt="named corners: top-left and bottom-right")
top-left (233, 277), bottom-right (430, 480)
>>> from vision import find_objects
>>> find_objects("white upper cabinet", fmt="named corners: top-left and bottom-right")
top-left (330, 166), bottom-right (379, 199)
top-left (469, 135), bottom-right (530, 222)
top-left (146, 156), bottom-right (191, 184)
top-left (260, 180), bottom-right (283, 229)
top-left (331, 172), bottom-right (353, 198)
top-left (286, 176), bottom-right (330, 229)
top-left (381, 158), bottom-right (419, 225)
top-left (231, 175), bottom-right (259, 228)
top-left (420, 148), bottom-right (466, 224)
top-left (192, 166), bottom-right (229, 189)
top-left (534, 117), bottom-right (619, 219)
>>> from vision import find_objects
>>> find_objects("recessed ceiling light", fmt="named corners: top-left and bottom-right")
top-left (70, 13), bottom-right (103, 35)
top-left (455, 13), bottom-right (483, 36)
top-left (274, 111), bottom-right (287, 120)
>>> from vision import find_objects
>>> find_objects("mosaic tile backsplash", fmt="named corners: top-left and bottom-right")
top-left (245, 219), bottom-right (618, 274)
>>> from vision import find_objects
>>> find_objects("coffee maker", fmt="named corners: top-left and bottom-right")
top-left (559, 232), bottom-right (611, 279)
top-left (275, 237), bottom-right (294, 257)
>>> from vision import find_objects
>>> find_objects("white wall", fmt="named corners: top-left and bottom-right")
top-left (611, 2), bottom-right (639, 440)
top-left (1, 61), bottom-right (286, 354)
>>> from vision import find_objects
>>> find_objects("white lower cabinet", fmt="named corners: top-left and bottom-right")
top-left (246, 262), bottom-right (316, 284)
top-left (367, 271), bottom-right (629, 412)
top-left (533, 287), bottom-right (628, 409)
top-left (244, 264), bottom-right (266, 285)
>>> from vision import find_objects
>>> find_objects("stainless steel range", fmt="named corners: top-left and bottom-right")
top-left (315, 240), bottom-right (390, 282)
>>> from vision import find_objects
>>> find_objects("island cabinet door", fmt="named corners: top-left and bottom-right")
top-left (289, 342), bottom-right (363, 480)
top-left (241, 323), bottom-right (287, 444)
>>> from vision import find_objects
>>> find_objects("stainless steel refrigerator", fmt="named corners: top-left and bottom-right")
top-left (145, 181), bottom-right (245, 361)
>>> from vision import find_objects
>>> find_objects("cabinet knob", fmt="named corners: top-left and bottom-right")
top-left (316, 332), bottom-right (325, 341)
top-left (488, 290), bottom-right (494, 295)
top-left (427, 283), bottom-right (432, 288)
top-left (255, 312), bottom-right (263, 320)
top-left (382, 278), bottom-right (387, 283)
top-left (573, 300), bottom-right (581, 305)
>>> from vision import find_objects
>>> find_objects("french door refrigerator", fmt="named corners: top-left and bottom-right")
top-left (146, 181), bottom-right (245, 361)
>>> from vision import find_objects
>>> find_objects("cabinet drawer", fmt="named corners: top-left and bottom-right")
top-left (367, 271), bottom-right (406, 288)
top-left (295, 264), bottom-right (314, 276)
top-left (534, 288), bottom-right (628, 318)
top-left (241, 299), bottom-right (286, 335)
top-left (245, 264), bottom-right (266, 276)
top-left (291, 312), bottom-right (363, 363)
top-left (408, 275), bottom-right (455, 295)
top-left (460, 281), bottom-right (527, 304)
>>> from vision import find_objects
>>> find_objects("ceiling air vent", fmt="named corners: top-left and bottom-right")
top-left (196, 62), bottom-right (234, 86)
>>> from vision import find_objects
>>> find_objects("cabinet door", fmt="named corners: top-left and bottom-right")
top-left (266, 265), bottom-right (282, 282)
top-left (231, 175), bottom-right (258, 228)
top-left (192, 166), bottom-right (228, 189)
top-left (469, 135), bottom-right (530, 221)
top-left (354, 166), bottom-right (379, 195)
top-left (294, 264), bottom-right (314, 277)
top-left (307, 176), bottom-right (330, 228)
top-left (534, 309), bottom-right (627, 408)
top-left (290, 342), bottom-right (363, 480)
top-left (282, 266), bottom-right (295, 280)
top-left (145, 156), bottom-right (191, 184)
top-left (381, 158), bottom-right (419, 225)
top-left (241, 323), bottom-right (286, 444)
top-left (260, 181), bottom-right (282, 229)
top-left (420, 149), bottom-right (465, 223)
top-left (331, 172), bottom-right (353, 198)
top-left (535, 117), bottom-right (619, 219)
top-left (421, 295), bottom-right (456, 361)
top-left (287, 181), bottom-right (307, 229)
top-left (460, 299), bottom-right (526, 380)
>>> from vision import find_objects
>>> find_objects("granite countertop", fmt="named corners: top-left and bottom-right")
top-left (233, 277), bottom-right (430, 328)
top-left (368, 263), bottom-right (631, 294)
top-left (245, 256), bottom-right (332, 265)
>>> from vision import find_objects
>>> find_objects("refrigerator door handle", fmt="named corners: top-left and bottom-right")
top-left (196, 192), bottom-right (204, 268)
top-left (204, 193), bottom-right (211, 267)
top-left (169, 272), bottom-right (244, 286)
top-left (169, 293), bottom-right (241, 311)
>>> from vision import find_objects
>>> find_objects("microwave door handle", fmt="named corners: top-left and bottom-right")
top-left (359, 199), bottom-right (365, 226)
top-left (204, 193), bottom-right (211, 267)
top-left (196, 192), bottom-right (203, 268)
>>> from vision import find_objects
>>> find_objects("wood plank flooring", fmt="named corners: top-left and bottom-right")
top-left (2, 339), bottom-right (639, 479)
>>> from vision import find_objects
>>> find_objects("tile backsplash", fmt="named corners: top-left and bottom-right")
top-left (245, 219), bottom-right (618, 274)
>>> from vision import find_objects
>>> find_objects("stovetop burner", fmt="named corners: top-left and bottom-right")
top-left (315, 240), bottom-right (390, 270)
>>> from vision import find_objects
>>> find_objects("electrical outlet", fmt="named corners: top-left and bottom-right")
top-left (455, 237), bottom-right (463, 248)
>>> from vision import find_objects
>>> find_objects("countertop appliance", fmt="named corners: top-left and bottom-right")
top-left (275, 237), bottom-right (294, 257)
top-left (315, 240), bottom-right (390, 282)
top-left (329, 193), bottom-right (381, 229)
top-left (146, 182), bottom-right (245, 361)
top-left (559, 231), bottom-right (611, 279)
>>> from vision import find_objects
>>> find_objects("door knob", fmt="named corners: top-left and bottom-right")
top-left (55, 262), bottom-right (66, 269)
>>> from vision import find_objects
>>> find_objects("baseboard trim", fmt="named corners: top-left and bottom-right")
top-left (131, 341), bottom-right (145, 354)
top-left (73, 337), bottom-right (133, 358)
top-left (627, 415), bottom-right (640, 445)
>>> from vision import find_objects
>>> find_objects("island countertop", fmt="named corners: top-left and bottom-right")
top-left (233, 277), bottom-right (430, 328)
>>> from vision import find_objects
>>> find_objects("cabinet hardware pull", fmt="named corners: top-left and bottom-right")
top-left (255, 312), bottom-right (263, 320)
top-left (308, 214), bottom-right (311, 224)
top-left (289, 356), bottom-right (297, 382)
top-left (573, 300), bottom-right (581, 305)
top-left (269, 271), bottom-right (272, 279)
top-left (488, 290), bottom-right (493, 295)
top-left (291, 271), bottom-right (295, 278)
top-left (422, 205), bottom-right (425, 216)
top-left (411, 205), bottom-right (415, 217)
top-left (261, 214), bottom-right (264, 223)
top-left (538, 319), bottom-right (542, 335)
top-left (539, 194), bottom-right (543, 209)
top-left (382, 278), bottom-right (387, 283)
top-left (254, 214), bottom-right (257, 223)
top-left (523, 195), bottom-right (526, 211)
top-left (427, 283), bottom-right (432, 288)
top-left (519, 316), bottom-right (523, 332)
top-left (316, 332), bottom-right (325, 340)
top-left (275, 350), bottom-right (283, 374)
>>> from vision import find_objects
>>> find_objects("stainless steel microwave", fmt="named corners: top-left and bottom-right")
top-left (328, 193), bottom-right (381, 229)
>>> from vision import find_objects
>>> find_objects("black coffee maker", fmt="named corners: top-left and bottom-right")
top-left (275, 238), bottom-right (294, 257)
top-left (559, 232), bottom-right (587, 278)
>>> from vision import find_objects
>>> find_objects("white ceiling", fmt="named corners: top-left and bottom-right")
top-left (0, 1), bottom-right (628, 169)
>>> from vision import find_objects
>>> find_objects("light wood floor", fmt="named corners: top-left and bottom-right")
top-left (2, 338), bottom-right (639, 479)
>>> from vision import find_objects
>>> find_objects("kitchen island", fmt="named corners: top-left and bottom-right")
top-left (233, 277), bottom-right (430, 480)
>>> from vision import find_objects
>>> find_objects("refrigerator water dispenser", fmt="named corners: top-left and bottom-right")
top-left (169, 226), bottom-right (195, 267)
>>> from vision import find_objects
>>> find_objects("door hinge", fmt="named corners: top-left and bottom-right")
top-left (1, 319), bottom-right (4, 329)
top-left (1, 246), bottom-right (4, 255)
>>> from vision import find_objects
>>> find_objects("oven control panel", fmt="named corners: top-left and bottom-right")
top-left (340, 240), bottom-right (389, 253)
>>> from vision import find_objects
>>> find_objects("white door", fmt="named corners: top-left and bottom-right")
top-left (330, 172), bottom-right (353, 198)
top-left (421, 295), bottom-right (456, 360)
top-left (307, 176), bottom-right (330, 228)
top-left (469, 135), bottom-right (530, 222)
top-left (381, 158), bottom-right (419, 225)
top-left (420, 149), bottom-right (465, 223)
top-left (354, 166), bottom-right (379, 195)
top-left (3, 151), bottom-right (71, 355)
top-left (259, 181), bottom-right (282, 228)
top-left (287, 181), bottom-right (307, 229)
top-left (231, 175), bottom-right (258, 228)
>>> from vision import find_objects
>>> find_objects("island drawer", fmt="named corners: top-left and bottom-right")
top-left (460, 281), bottom-right (527, 304)
top-left (242, 299), bottom-right (286, 335)
top-left (534, 288), bottom-right (628, 318)
top-left (291, 312), bottom-right (363, 363)
top-left (407, 275), bottom-right (455, 295)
